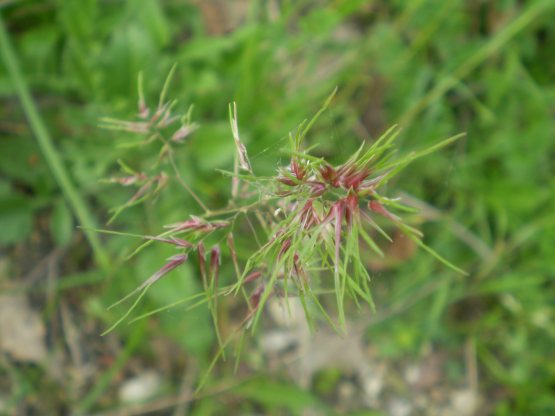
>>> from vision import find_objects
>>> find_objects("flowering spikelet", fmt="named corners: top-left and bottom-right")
top-left (229, 102), bottom-right (252, 172)
top-left (298, 199), bottom-right (319, 230)
top-left (109, 173), bottom-right (148, 186)
top-left (135, 254), bottom-right (188, 294)
top-left (333, 200), bottom-right (344, 276)
top-left (368, 200), bottom-right (400, 221)
top-left (249, 284), bottom-right (265, 312)
top-left (172, 123), bottom-right (199, 143)
top-left (344, 193), bottom-right (359, 228)
top-left (144, 236), bottom-right (193, 248)
top-left (278, 238), bottom-right (292, 260)
top-left (244, 271), bottom-right (262, 284)
top-left (165, 217), bottom-right (230, 233)
top-left (197, 243), bottom-right (207, 283)
top-left (210, 246), bottom-right (221, 288)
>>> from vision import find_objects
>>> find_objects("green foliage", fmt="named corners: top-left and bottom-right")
top-left (0, 181), bottom-right (34, 244)
top-left (1, 0), bottom-right (554, 414)
top-left (231, 377), bottom-right (326, 413)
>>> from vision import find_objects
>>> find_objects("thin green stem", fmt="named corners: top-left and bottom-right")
top-left (167, 149), bottom-right (210, 213)
top-left (0, 14), bottom-right (110, 271)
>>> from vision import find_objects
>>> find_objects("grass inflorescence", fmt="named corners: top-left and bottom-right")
top-left (100, 71), bottom-right (465, 350)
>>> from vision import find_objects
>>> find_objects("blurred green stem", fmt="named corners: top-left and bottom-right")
top-left (0, 14), bottom-right (110, 271)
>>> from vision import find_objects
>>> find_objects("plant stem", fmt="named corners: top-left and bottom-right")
top-left (0, 15), bottom-right (110, 272)
top-left (167, 149), bottom-right (210, 213)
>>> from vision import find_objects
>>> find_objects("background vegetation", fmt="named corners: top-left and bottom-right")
top-left (1, 0), bottom-right (554, 414)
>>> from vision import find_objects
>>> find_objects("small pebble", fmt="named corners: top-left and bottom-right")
top-left (118, 371), bottom-right (161, 404)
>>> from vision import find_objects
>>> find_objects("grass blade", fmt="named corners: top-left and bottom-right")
top-left (0, 15), bottom-right (110, 271)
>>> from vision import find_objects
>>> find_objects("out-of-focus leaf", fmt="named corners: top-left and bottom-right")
top-left (0, 137), bottom-right (51, 190)
top-left (50, 199), bottom-right (73, 247)
top-left (0, 193), bottom-right (33, 244)
top-left (134, 0), bottom-right (171, 48)
top-left (232, 377), bottom-right (325, 413)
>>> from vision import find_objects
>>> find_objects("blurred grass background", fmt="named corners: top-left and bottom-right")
top-left (1, 0), bottom-right (554, 414)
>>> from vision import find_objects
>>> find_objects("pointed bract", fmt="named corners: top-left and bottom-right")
top-left (135, 254), bottom-right (188, 294)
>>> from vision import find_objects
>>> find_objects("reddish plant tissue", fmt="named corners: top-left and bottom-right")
top-left (103, 83), bottom-right (463, 337)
